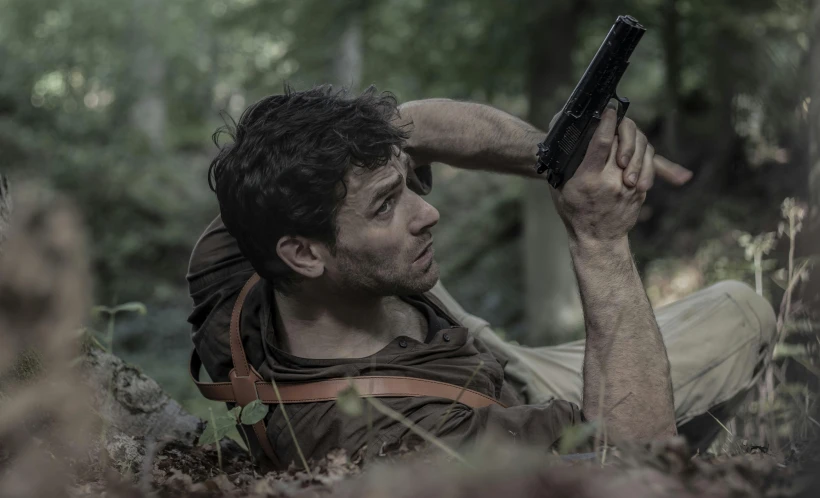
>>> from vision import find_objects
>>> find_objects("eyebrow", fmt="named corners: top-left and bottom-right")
top-left (368, 173), bottom-right (404, 209)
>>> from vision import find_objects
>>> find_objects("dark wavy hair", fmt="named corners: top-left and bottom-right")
top-left (208, 85), bottom-right (410, 292)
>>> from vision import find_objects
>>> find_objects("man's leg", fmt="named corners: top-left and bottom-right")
top-left (429, 280), bottom-right (777, 447)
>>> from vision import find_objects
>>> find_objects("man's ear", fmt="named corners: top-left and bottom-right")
top-left (276, 235), bottom-right (325, 279)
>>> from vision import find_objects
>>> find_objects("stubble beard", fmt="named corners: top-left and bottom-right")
top-left (334, 249), bottom-right (439, 297)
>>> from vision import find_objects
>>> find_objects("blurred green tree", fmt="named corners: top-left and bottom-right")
top-left (0, 0), bottom-right (812, 395)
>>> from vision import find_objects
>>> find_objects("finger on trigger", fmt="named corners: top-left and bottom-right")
top-left (616, 118), bottom-right (637, 169)
top-left (636, 144), bottom-right (655, 192)
top-left (589, 102), bottom-right (618, 166)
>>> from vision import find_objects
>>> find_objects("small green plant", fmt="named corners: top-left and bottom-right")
top-left (90, 302), bottom-right (148, 355)
top-left (735, 231), bottom-right (777, 296)
top-left (558, 421), bottom-right (599, 455)
top-left (198, 402), bottom-right (268, 472)
top-left (197, 382), bottom-right (312, 477)
top-left (88, 301), bottom-right (147, 473)
top-left (736, 197), bottom-right (815, 451)
top-left (240, 399), bottom-right (269, 425)
top-left (773, 198), bottom-right (809, 340)
top-left (198, 406), bottom-right (241, 447)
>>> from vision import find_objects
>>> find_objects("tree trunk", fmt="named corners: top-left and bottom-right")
top-left (332, 10), bottom-right (364, 91)
top-left (653, 19), bottom-right (743, 246)
top-left (128, 0), bottom-right (168, 153)
top-left (0, 174), bottom-right (9, 251)
top-left (522, 1), bottom-right (587, 345)
top-left (661, 0), bottom-right (682, 157)
top-left (810, 0), bottom-right (820, 208)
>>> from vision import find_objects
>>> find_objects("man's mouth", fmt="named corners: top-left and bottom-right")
top-left (414, 240), bottom-right (434, 263)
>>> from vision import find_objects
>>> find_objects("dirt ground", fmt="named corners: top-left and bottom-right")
top-left (53, 433), bottom-right (816, 498)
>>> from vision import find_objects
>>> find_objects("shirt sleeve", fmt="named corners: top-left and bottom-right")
top-left (187, 215), bottom-right (253, 298)
top-left (429, 399), bottom-right (586, 451)
top-left (186, 214), bottom-right (256, 382)
top-left (265, 394), bottom-right (585, 468)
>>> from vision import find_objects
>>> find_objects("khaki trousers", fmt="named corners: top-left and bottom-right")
top-left (429, 280), bottom-right (777, 432)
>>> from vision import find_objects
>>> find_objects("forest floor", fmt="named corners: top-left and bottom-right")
top-left (59, 430), bottom-right (818, 498)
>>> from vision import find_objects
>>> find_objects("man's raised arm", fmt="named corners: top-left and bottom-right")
top-left (397, 99), bottom-right (543, 178)
top-left (400, 98), bottom-right (680, 439)
top-left (553, 106), bottom-right (676, 440)
top-left (397, 99), bottom-right (692, 186)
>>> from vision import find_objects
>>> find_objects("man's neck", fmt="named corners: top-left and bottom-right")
top-left (272, 286), bottom-right (427, 359)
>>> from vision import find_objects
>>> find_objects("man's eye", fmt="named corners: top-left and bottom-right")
top-left (376, 197), bottom-right (395, 215)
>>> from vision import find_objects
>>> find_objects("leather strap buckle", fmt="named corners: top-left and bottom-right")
top-left (229, 368), bottom-right (261, 407)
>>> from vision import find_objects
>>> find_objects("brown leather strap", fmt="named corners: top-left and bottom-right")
top-left (191, 273), bottom-right (506, 466)
top-left (225, 273), bottom-right (277, 464)
top-left (230, 272), bottom-right (260, 377)
top-left (191, 351), bottom-right (505, 408)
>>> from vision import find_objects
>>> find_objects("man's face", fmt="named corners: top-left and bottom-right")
top-left (321, 151), bottom-right (440, 296)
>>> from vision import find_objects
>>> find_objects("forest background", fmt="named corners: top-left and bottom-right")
top-left (1, 0), bottom-right (818, 436)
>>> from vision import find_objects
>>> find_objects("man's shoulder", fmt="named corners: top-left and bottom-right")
top-left (187, 214), bottom-right (254, 299)
top-left (422, 282), bottom-right (490, 331)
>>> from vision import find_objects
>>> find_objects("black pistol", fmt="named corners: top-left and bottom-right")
top-left (535, 15), bottom-right (646, 189)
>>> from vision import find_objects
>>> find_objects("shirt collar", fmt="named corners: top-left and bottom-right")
top-left (257, 279), bottom-right (461, 367)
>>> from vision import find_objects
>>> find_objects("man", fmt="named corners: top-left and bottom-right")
top-left (188, 86), bottom-right (776, 468)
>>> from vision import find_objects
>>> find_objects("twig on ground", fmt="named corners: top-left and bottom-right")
top-left (433, 360), bottom-right (484, 434)
top-left (236, 422), bottom-right (258, 475)
top-left (366, 356), bottom-right (376, 463)
top-left (209, 408), bottom-right (223, 472)
top-left (592, 314), bottom-right (623, 459)
top-left (140, 437), bottom-right (170, 494)
top-left (594, 372), bottom-right (606, 460)
top-left (707, 410), bottom-right (734, 439)
top-left (270, 379), bottom-right (312, 478)
top-left (364, 396), bottom-right (469, 466)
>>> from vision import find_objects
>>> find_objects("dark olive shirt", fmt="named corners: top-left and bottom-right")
top-left (187, 188), bottom-right (582, 467)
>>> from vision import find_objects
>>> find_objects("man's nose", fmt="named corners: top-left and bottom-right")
top-left (410, 195), bottom-right (439, 235)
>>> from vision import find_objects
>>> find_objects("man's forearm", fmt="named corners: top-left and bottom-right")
top-left (397, 99), bottom-right (543, 178)
top-left (570, 236), bottom-right (676, 440)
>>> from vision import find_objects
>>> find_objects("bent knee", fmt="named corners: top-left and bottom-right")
top-left (711, 280), bottom-right (777, 345)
